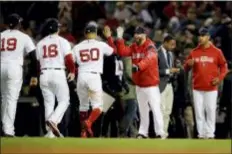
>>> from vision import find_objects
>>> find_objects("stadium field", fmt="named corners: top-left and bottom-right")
top-left (1, 138), bottom-right (231, 154)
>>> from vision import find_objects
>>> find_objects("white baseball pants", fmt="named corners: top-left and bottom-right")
top-left (40, 69), bottom-right (70, 127)
top-left (136, 85), bottom-right (165, 137)
top-left (193, 90), bottom-right (218, 138)
top-left (77, 72), bottom-right (103, 112)
top-left (161, 84), bottom-right (174, 137)
top-left (1, 63), bottom-right (23, 136)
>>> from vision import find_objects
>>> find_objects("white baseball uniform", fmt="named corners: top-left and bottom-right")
top-left (0, 29), bottom-right (35, 135)
top-left (36, 34), bottom-right (71, 128)
top-left (73, 39), bottom-right (113, 112)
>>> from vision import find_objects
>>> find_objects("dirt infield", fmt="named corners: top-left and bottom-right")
top-left (1, 138), bottom-right (231, 154)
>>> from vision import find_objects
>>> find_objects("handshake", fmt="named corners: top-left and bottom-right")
top-left (103, 26), bottom-right (124, 39)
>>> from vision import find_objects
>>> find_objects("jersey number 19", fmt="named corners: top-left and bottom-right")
top-left (0, 38), bottom-right (17, 51)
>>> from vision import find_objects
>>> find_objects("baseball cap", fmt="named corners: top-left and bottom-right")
top-left (134, 26), bottom-right (146, 34)
top-left (43, 18), bottom-right (61, 34)
top-left (199, 27), bottom-right (210, 36)
top-left (7, 13), bottom-right (23, 29)
top-left (85, 21), bottom-right (98, 33)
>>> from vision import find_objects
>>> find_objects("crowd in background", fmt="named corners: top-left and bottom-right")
top-left (0, 1), bottom-right (231, 138)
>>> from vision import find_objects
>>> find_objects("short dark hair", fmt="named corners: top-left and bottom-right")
top-left (163, 35), bottom-right (174, 43)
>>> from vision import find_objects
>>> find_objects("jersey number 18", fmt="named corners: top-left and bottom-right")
top-left (43, 44), bottom-right (58, 58)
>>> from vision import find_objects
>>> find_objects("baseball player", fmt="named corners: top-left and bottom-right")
top-left (184, 27), bottom-right (228, 139)
top-left (104, 26), bottom-right (166, 139)
top-left (36, 18), bottom-right (75, 137)
top-left (0, 14), bottom-right (37, 137)
top-left (72, 22), bottom-right (114, 137)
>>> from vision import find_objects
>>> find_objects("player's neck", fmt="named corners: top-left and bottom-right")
top-left (202, 42), bottom-right (211, 49)
top-left (86, 33), bottom-right (97, 40)
top-left (139, 38), bottom-right (146, 46)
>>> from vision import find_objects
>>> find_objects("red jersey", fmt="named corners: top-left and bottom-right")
top-left (107, 37), bottom-right (159, 87)
top-left (184, 44), bottom-right (228, 91)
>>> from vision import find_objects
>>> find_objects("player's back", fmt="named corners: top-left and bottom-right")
top-left (0, 29), bottom-right (35, 65)
top-left (73, 39), bottom-right (113, 74)
top-left (36, 34), bottom-right (70, 69)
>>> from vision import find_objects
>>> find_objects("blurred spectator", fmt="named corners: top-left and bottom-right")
top-left (113, 2), bottom-right (132, 24)
top-left (119, 57), bottom-right (138, 138)
top-left (131, 2), bottom-right (153, 27)
top-left (163, 2), bottom-right (179, 19)
top-left (59, 19), bottom-right (76, 47)
top-left (180, 7), bottom-right (201, 35)
top-left (72, 1), bottom-right (106, 40)
top-left (104, 12), bottom-right (119, 30)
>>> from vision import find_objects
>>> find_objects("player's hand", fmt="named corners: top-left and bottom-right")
top-left (30, 77), bottom-right (38, 87)
top-left (116, 26), bottom-right (124, 39)
top-left (212, 77), bottom-right (220, 86)
top-left (103, 26), bottom-right (112, 38)
top-left (132, 64), bottom-right (140, 73)
top-left (170, 68), bottom-right (180, 73)
top-left (187, 59), bottom-right (194, 67)
top-left (67, 73), bottom-right (75, 82)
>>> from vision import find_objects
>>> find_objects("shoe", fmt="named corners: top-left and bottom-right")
top-left (44, 131), bottom-right (56, 138)
top-left (81, 130), bottom-right (87, 138)
top-left (3, 133), bottom-right (14, 137)
top-left (84, 120), bottom-right (93, 137)
top-left (46, 121), bottom-right (61, 137)
top-left (156, 135), bottom-right (166, 140)
top-left (136, 134), bottom-right (147, 139)
top-left (206, 137), bottom-right (214, 139)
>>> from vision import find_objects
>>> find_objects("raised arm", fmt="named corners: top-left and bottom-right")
top-left (103, 26), bottom-right (117, 54)
top-left (103, 26), bottom-right (132, 56)
top-left (116, 39), bottom-right (133, 57)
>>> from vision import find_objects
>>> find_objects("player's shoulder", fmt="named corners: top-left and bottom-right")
top-left (0, 29), bottom-right (9, 35)
top-left (190, 45), bottom-right (200, 53)
top-left (57, 35), bottom-right (69, 44)
top-left (210, 44), bottom-right (222, 53)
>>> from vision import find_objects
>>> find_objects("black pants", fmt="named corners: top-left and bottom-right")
top-left (119, 99), bottom-right (138, 137)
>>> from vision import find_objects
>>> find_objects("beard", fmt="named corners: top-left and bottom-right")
top-left (135, 38), bottom-right (143, 45)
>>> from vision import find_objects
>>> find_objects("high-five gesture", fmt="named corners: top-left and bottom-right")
top-left (103, 26), bottom-right (112, 38)
top-left (116, 26), bottom-right (124, 39)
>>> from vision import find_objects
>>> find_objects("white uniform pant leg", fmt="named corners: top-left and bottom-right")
top-left (148, 86), bottom-right (165, 136)
top-left (160, 84), bottom-right (174, 136)
top-left (1, 64), bottom-right (23, 135)
top-left (136, 86), bottom-right (149, 137)
top-left (40, 71), bottom-right (55, 131)
top-left (1, 64), bottom-right (7, 132)
top-left (77, 73), bottom-right (90, 112)
top-left (204, 90), bottom-right (218, 138)
top-left (49, 71), bottom-right (70, 124)
top-left (193, 90), bottom-right (206, 138)
top-left (88, 74), bottom-right (103, 111)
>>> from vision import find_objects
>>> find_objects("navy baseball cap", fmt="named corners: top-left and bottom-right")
top-left (7, 13), bottom-right (23, 29)
top-left (199, 27), bottom-right (210, 36)
top-left (43, 18), bottom-right (61, 34)
top-left (134, 26), bottom-right (146, 34)
top-left (85, 21), bottom-right (98, 33)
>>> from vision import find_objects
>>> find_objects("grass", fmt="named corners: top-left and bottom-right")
top-left (1, 138), bottom-right (231, 154)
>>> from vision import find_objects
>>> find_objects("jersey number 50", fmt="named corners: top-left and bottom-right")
top-left (80, 48), bottom-right (99, 62)
top-left (0, 38), bottom-right (17, 51)
top-left (43, 44), bottom-right (58, 58)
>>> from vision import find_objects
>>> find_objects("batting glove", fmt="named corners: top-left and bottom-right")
top-left (132, 64), bottom-right (140, 73)
top-left (116, 26), bottom-right (124, 39)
